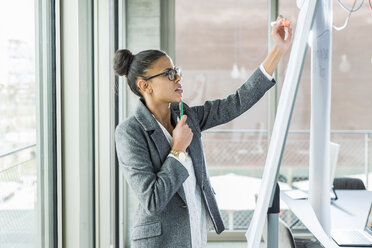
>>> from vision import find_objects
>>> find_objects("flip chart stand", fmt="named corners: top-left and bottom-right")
top-left (267, 183), bottom-right (280, 248)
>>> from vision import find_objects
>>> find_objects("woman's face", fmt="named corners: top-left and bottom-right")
top-left (144, 56), bottom-right (183, 104)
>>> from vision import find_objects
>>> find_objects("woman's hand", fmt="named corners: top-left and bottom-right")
top-left (261, 15), bottom-right (293, 75)
top-left (172, 115), bottom-right (193, 152)
top-left (272, 15), bottom-right (293, 53)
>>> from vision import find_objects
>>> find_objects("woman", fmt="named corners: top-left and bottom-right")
top-left (114, 16), bottom-right (292, 248)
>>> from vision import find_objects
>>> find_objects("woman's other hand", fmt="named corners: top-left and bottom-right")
top-left (272, 15), bottom-right (293, 53)
top-left (172, 115), bottom-right (193, 152)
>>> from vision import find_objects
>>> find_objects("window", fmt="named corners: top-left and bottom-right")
top-left (175, 0), bottom-right (269, 233)
top-left (0, 0), bottom-right (56, 247)
top-left (0, 0), bottom-right (38, 246)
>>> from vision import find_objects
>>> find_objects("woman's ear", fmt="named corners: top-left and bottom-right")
top-left (137, 79), bottom-right (152, 95)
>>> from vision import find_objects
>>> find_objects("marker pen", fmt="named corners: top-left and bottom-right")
top-left (180, 99), bottom-right (183, 118)
top-left (271, 19), bottom-right (292, 27)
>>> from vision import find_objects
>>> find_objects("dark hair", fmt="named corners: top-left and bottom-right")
top-left (113, 49), bottom-right (167, 97)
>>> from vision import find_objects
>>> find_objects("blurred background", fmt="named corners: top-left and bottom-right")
top-left (0, 0), bottom-right (371, 247)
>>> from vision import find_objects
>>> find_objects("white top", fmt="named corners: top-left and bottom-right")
top-left (154, 118), bottom-right (209, 248)
top-left (259, 64), bottom-right (274, 81)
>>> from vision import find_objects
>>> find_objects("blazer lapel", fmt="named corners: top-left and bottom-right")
top-left (186, 133), bottom-right (205, 188)
top-left (134, 99), bottom-right (169, 162)
top-left (171, 106), bottom-right (205, 189)
top-left (150, 129), bottom-right (171, 161)
top-left (135, 99), bottom-right (187, 204)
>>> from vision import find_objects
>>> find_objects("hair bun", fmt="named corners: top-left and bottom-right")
top-left (113, 49), bottom-right (134, 76)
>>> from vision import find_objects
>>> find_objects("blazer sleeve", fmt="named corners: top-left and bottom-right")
top-left (115, 120), bottom-right (189, 216)
top-left (190, 67), bottom-right (276, 132)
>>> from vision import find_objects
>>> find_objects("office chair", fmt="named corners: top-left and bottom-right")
top-left (294, 238), bottom-right (323, 248)
top-left (279, 218), bottom-right (296, 248)
top-left (333, 177), bottom-right (366, 190)
top-left (262, 218), bottom-right (323, 248)
top-left (280, 218), bottom-right (323, 248)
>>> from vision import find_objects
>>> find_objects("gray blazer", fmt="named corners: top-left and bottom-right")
top-left (115, 68), bottom-right (275, 248)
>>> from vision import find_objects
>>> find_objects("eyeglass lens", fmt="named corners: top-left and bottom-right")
top-left (168, 68), bottom-right (182, 81)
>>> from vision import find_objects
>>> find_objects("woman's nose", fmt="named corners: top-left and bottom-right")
top-left (175, 72), bottom-right (182, 81)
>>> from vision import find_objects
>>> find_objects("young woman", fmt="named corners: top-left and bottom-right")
top-left (114, 16), bottom-right (292, 248)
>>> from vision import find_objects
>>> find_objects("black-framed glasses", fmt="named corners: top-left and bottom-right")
top-left (143, 67), bottom-right (182, 81)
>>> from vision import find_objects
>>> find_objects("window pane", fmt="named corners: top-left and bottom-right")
top-left (176, 0), bottom-right (268, 232)
top-left (0, 0), bottom-right (38, 247)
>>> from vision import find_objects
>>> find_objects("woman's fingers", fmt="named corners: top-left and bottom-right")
top-left (179, 114), bottom-right (187, 124)
top-left (172, 115), bottom-right (193, 151)
top-left (287, 27), bottom-right (293, 42)
top-left (273, 21), bottom-right (293, 43)
top-left (176, 114), bottom-right (187, 126)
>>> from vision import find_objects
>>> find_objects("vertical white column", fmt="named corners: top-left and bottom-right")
top-left (309, 0), bottom-right (333, 235)
top-left (60, 0), bottom-right (94, 246)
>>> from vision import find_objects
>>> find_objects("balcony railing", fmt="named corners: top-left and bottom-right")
top-left (0, 143), bottom-right (37, 246)
top-left (1, 129), bottom-right (371, 233)
top-left (204, 129), bottom-right (371, 188)
top-left (204, 129), bottom-right (371, 231)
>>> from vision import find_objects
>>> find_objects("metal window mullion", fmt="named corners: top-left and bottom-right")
top-left (93, 0), bottom-right (119, 247)
top-left (35, 0), bottom-right (57, 247)
top-left (54, 0), bottom-right (63, 246)
top-left (160, 0), bottom-right (175, 60)
top-left (267, 0), bottom-right (279, 142)
top-left (93, 0), bottom-right (100, 246)
top-left (77, 0), bottom-right (95, 247)
top-left (118, 0), bottom-right (129, 247)
top-left (111, 0), bottom-right (120, 247)
top-left (365, 133), bottom-right (370, 189)
top-left (59, 0), bottom-right (95, 246)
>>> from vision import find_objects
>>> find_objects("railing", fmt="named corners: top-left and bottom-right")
top-left (0, 143), bottom-right (36, 159)
top-left (1, 129), bottom-right (370, 172)
top-left (2, 130), bottom-right (371, 233)
top-left (0, 143), bottom-right (37, 245)
top-left (202, 129), bottom-right (371, 231)
top-left (0, 143), bottom-right (37, 184)
top-left (204, 129), bottom-right (371, 188)
top-left (2, 130), bottom-right (370, 187)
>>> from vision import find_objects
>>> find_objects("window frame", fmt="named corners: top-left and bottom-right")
top-left (35, 0), bottom-right (58, 247)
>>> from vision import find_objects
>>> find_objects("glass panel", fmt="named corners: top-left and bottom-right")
top-left (121, 1), bottom-right (161, 246)
top-left (176, 0), bottom-right (269, 232)
top-left (278, 0), bottom-right (372, 230)
top-left (0, 0), bottom-right (38, 247)
top-left (331, 1), bottom-right (372, 187)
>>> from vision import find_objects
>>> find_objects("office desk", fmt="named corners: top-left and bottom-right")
top-left (281, 190), bottom-right (372, 248)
